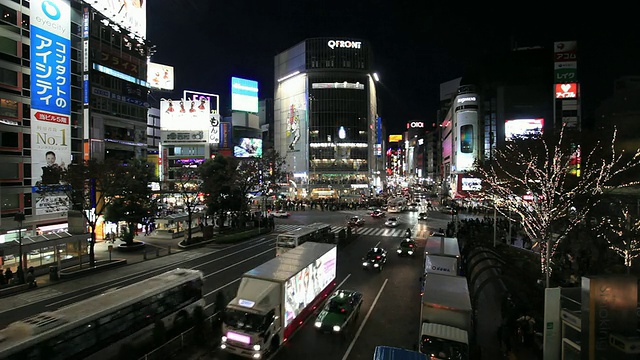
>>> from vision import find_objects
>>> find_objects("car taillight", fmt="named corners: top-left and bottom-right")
top-left (376, 256), bottom-right (381, 259)
top-left (409, 244), bottom-right (414, 248)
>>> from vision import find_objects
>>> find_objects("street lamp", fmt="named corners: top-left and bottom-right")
top-left (14, 212), bottom-right (25, 284)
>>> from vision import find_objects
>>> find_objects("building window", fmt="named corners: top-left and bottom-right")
top-left (0, 36), bottom-right (17, 56)
top-left (0, 67), bottom-right (18, 87)
top-left (0, 98), bottom-right (18, 118)
top-left (1, 4), bottom-right (17, 26)
top-left (0, 163), bottom-right (19, 179)
top-left (0, 131), bottom-right (19, 147)
top-left (1, 193), bottom-right (19, 210)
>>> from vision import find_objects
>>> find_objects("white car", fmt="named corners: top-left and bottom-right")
top-left (385, 217), bottom-right (399, 227)
top-left (272, 210), bottom-right (290, 218)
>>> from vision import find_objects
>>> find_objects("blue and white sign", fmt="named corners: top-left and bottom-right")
top-left (30, 0), bottom-right (71, 116)
top-left (231, 77), bottom-right (259, 113)
top-left (30, 0), bottom-right (72, 216)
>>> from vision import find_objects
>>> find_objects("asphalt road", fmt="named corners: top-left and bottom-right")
top-left (0, 207), bottom-right (453, 359)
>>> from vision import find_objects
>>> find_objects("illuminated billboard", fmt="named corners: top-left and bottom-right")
top-left (234, 138), bottom-right (263, 158)
top-left (31, 0), bottom-right (72, 216)
top-left (275, 74), bottom-right (308, 174)
top-left (160, 99), bottom-right (210, 131)
top-left (505, 118), bottom-right (544, 140)
top-left (183, 90), bottom-right (221, 145)
top-left (555, 83), bottom-right (577, 99)
top-left (461, 177), bottom-right (482, 191)
top-left (148, 62), bottom-right (174, 90)
top-left (284, 247), bottom-right (337, 328)
top-left (91, 0), bottom-right (147, 38)
top-left (388, 134), bottom-right (403, 143)
top-left (231, 77), bottom-right (259, 113)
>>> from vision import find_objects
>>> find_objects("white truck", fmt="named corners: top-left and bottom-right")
top-left (424, 236), bottom-right (461, 274)
top-left (419, 273), bottom-right (471, 359)
top-left (221, 242), bottom-right (337, 359)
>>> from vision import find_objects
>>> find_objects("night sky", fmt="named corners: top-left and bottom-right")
top-left (146, 2), bottom-right (639, 134)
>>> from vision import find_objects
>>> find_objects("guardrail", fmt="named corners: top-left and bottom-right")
top-left (138, 313), bottom-right (221, 360)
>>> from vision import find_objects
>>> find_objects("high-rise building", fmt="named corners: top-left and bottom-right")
top-left (274, 38), bottom-right (379, 200)
top-left (0, 0), bottom-right (150, 242)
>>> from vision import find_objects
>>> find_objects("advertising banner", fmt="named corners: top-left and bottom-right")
top-left (91, 0), bottom-right (146, 38)
top-left (31, 0), bottom-right (72, 216)
top-left (160, 98), bottom-right (210, 131)
top-left (148, 62), bottom-right (174, 90)
top-left (231, 77), bottom-right (259, 113)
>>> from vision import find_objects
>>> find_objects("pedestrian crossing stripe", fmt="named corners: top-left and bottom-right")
top-left (275, 224), bottom-right (413, 238)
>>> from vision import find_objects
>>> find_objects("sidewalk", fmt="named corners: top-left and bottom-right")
top-left (31, 232), bottom-right (188, 289)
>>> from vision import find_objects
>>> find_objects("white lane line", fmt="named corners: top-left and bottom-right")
top-left (342, 278), bottom-right (388, 360)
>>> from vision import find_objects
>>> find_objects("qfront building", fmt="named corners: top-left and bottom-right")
top-left (274, 38), bottom-right (380, 200)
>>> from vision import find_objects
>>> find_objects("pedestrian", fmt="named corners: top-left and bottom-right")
top-left (4, 268), bottom-right (13, 284)
top-left (26, 266), bottom-right (36, 288)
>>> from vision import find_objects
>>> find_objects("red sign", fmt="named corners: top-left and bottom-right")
top-left (555, 83), bottom-right (577, 99)
top-left (33, 111), bottom-right (69, 125)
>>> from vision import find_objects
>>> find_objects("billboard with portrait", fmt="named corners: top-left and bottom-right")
top-left (505, 118), bottom-right (544, 140)
top-left (276, 74), bottom-right (308, 174)
top-left (31, 0), bottom-right (72, 216)
top-left (147, 62), bottom-right (174, 90)
top-left (160, 98), bottom-right (210, 131)
top-left (91, 0), bottom-right (146, 38)
top-left (284, 247), bottom-right (336, 328)
top-left (231, 77), bottom-right (259, 113)
top-left (234, 138), bottom-right (263, 158)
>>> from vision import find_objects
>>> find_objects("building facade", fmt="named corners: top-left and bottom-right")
top-left (273, 38), bottom-right (378, 200)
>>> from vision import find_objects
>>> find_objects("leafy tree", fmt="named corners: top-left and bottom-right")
top-left (58, 159), bottom-right (123, 266)
top-left (200, 155), bottom-right (240, 227)
top-left (166, 167), bottom-right (203, 241)
top-left (103, 159), bottom-right (156, 245)
top-left (477, 126), bottom-right (640, 286)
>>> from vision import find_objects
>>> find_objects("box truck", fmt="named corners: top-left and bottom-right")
top-left (419, 273), bottom-right (471, 359)
top-left (424, 236), bottom-right (461, 274)
top-left (221, 242), bottom-right (337, 359)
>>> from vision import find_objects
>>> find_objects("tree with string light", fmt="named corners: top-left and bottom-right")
top-left (476, 125), bottom-right (640, 287)
top-left (593, 204), bottom-right (640, 274)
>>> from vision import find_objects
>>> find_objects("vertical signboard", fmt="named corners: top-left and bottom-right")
top-left (554, 41), bottom-right (578, 83)
top-left (581, 276), bottom-right (638, 360)
top-left (31, 0), bottom-right (72, 216)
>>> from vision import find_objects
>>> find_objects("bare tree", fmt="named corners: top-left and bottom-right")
top-left (168, 167), bottom-right (203, 242)
top-left (593, 204), bottom-right (640, 273)
top-left (477, 126), bottom-right (640, 287)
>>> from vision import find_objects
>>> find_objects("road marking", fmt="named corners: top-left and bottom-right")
top-left (342, 278), bottom-right (388, 360)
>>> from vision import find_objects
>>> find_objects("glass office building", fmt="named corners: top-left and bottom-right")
top-left (274, 38), bottom-right (379, 199)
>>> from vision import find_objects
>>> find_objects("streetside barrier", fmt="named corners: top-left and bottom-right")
top-left (138, 313), bottom-right (221, 360)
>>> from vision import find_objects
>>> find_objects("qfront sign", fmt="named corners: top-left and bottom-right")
top-left (327, 40), bottom-right (361, 49)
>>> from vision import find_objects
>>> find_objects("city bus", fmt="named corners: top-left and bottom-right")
top-left (0, 268), bottom-right (205, 360)
top-left (275, 223), bottom-right (333, 256)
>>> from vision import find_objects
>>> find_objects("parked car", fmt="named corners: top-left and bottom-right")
top-left (362, 247), bottom-right (387, 271)
top-left (272, 210), bottom-right (291, 218)
top-left (384, 217), bottom-right (399, 227)
top-left (314, 289), bottom-right (363, 334)
top-left (348, 216), bottom-right (365, 227)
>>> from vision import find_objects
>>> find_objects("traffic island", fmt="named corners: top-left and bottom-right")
top-left (117, 241), bottom-right (146, 252)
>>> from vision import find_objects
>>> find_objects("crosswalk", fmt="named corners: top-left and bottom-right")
top-left (275, 224), bottom-right (410, 238)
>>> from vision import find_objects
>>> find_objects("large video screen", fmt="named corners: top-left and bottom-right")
top-left (284, 247), bottom-right (337, 328)
top-left (234, 138), bottom-right (263, 158)
top-left (505, 118), bottom-right (544, 140)
top-left (231, 77), bottom-right (259, 113)
top-left (148, 62), bottom-right (174, 90)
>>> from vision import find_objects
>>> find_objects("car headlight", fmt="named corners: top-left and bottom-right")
top-left (373, 263), bottom-right (379, 267)
top-left (333, 325), bottom-right (341, 332)
top-left (252, 353), bottom-right (261, 359)
top-left (221, 336), bottom-right (227, 342)
top-left (397, 249), bottom-right (402, 253)
top-left (253, 344), bottom-right (261, 351)
top-left (408, 251), bottom-right (414, 255)
top-left (221, 344), bottom-right (227, 349)
top-left (362, 262), bottom-right (369, 266)
top-left (315, 321), bottom-right (322, 328)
